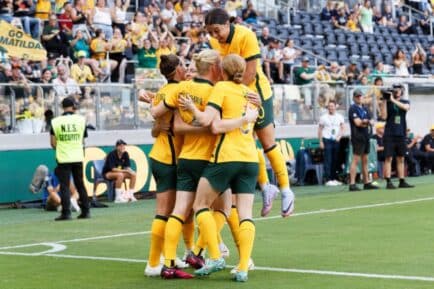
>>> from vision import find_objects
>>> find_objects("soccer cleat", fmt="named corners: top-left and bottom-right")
top-left (230, 258), bottom-right (255, 274)
top-left (160, 266), bottom-right (193, 279)
top-left (54, 214), bottom-right (72, 221)
top-left (261, 184), bottom-right (279, 217)
top-left (399, 181), bottom-right (414, 188)
top-left (386, 182), bottom-right (397, 190)
top-left (281, 190), bottom-right (295, 217)
top-left (194, 258), bottom-right (225, 276)
top-left (185, 252), bottom-right (205, 269)
top-left (77, 212), bottom-right (91, 219)
top-left (70, 197), bottom-right (81, 213)
top-left (219, 242), bottom-right (230, 258)
top-left (363, 182), bottom-right (379, 190)
top-left (349, 184), bottom-right (361, 191)
top-left (144, 263), bottom-right (162, 277)
top-left (233, 271), bottom-right (248, 282)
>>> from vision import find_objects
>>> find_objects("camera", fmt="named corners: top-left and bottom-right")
top-left (381, 88), bottom-right (393, 101)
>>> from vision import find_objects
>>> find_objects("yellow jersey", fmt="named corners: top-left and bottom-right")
top-left (149, 81), bottom-right (183, 165)
top-left (209, 24), bottom-right (272, 100)
top-left (164, 78), bottom-right (216, 161)
top-left (207, 81), bottom-right (258, 163)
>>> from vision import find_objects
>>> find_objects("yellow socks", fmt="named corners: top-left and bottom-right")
top-left (164, 214), bottom-right (184, 267)
top-left (265, 145), bottom-right (289, 189)
top-left (257, 148), bottom-right (269, 190)
top-left (148, 215), bottom-right (167, 267)
top-left (182, 218), bottom-right (195, 252)
top-left (238, 219), bottom-right (256, 272)
top-left (195, 208), bottom-right (220, 260)
top-left (227, 206), bottom-right (240, 253)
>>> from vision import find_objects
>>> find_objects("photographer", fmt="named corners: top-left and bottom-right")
top-left (348, 89), bottom-right (379, 191)
top-left (380, 84), bottom-right (414, 189)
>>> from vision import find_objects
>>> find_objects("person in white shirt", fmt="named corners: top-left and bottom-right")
top-left (160, 0), bottom-right (177, 30)
top-left (318, 100), bottom-right (345, 185)
top-left (53, 64), bottom-right (81, 98)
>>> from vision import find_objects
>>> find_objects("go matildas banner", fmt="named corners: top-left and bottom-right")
top-left (0, 20), bottom-right (47, 61)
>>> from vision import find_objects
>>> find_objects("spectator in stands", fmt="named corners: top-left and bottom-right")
top-left (35, 0), bottom-right (51, 20)
top-left (102, 139), bottom-right (137, 203)
top-left (372, 6), bottom-right (382, 24)
top-left (294, 56), bottom-right (316, 85)
top-left (380, 84), bottom-right (414, 189)
top-left (318, 100), bottom-right (345, 185)
top-left (71, 51), bottom-right (96, 83)
top-left (188, 31), bottom-right (211, 56)
top-left (371, 61), bottom-right (389, 79)
top-left (91, 0), bottom-right (113, 40)
top-left (348, 89), bottom-right (378, 191)
top-left (259, 26), bottom-right (270, 46)
top-left (38, 68), bottom-right (53, 97)
top-left (346, 60), bottom-right (360, 85)
top-left (280, 39), bottom-right (300, 83)
top-left (263, 38), bottom-right (282, 84)
top-left (137, 38), bottom-right (158, 68)
top-left (332, 7), bottom-right (348, 30)
top-left (397, 15), bottom-right (416, 34)
top-left (320, 0), bottom-right (334, 21)
top-left (10, 64), bottom-right (32, 100)
top-left (71, 0), bottom-right (92, 40)
top-left (411, 44), bottom-right (426, 75)
top-left (70, 30), bottom-right (104, 78)
top-left (420, 125), bottom-right (434, 173)
top-left (155, 32), bottom-right (176, 64)
top-left (0, 0), bottom-right (14, 23)
top-left (328, 62), bottom-right (347, 82)
top-left (428, 44), bottom-right (434, 70)
top-left (160, 0), bottom-right (177, 31)
top-left (346, 11), bottom-right (361, 32)
top-left (42, 14), bottom-right (70, 58)
top-left (405, 129), bottom-right (425, 176)
top-left (242, 0), bottom-right (258, 24)
top-left (58, 2), bottom-right (73, 38)
top-left (90, 29), bottom-right (118, 77)
top-left (225, 0), bottom-right (242, 18)
top-left (393, 49), bottom-right (410, 76)
top-left (359, 0), bottom-right (374, 33)
top-left (52, 64), bottom-right (81, 98)
top-left (374, 122), bottom-right (385, 178)
top-left (130, 11), bottom-right (149, 51)
top-left (111, 0), bottom-right (130, 35)
top-left (109, 26), bottom-right (131, 82)
top-left (419, 10), bottom-right (432, 35)
top-left (13, 0), bottom-right (41, 39)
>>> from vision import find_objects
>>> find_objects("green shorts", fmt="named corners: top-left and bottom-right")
top-left (177, 159), bottom-right (209, 192)
top-left (254, 95), bottom-right (274, 130)
top-left (201, 162), bottom-right (258, 194)
top-left (150, 158), bottom-right (177, 193)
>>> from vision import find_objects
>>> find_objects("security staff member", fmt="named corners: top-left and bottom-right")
top-left (380, 84), bottom-right (414, 189)
top-left (50, 97), bottom-right (90, 221)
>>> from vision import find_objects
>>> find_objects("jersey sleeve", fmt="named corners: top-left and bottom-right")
top-left (207, 84), bottom-right (224, 113)
top-left (163, 86), bottom-right (179, 109)
top-left (242, 29), bottom-right (262, 61)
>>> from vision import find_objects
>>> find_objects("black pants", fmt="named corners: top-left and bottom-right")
top-left (55, 162), bottom-right (89, 216)
top-left (323, 138), bottom-right (340, 181)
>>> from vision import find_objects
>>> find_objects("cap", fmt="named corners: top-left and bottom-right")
top-left (77, 50), bottom-right (86, 58)
top-left (61, 96), bottom-right (77, 109)
top-left (353, 89), bottom-right (363, 97)
top-left (302, 56), bottom-right (309, 62)
top-left (116, 139), bottom-right (127, 146)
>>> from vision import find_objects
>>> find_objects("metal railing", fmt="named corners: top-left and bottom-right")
top-left (400, 3), bottom-right (434, 38)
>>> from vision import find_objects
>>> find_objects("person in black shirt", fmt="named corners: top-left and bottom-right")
top-left (420, 125), bottom-right (434, 173)
top-left (102, 139), bottom-right (137, 203)
top-left (405, 129), bottom-right (426, 176)
top-left (380, 84), bottom-right (414, 189)
top-left (348, 89), bottom-right (378, 191)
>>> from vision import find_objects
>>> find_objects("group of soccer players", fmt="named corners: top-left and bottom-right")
top-left (142, 8), bottom-right (296, 282)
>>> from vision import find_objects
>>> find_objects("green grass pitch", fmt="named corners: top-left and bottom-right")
top-left (1, 175), bottom-right (434, 289)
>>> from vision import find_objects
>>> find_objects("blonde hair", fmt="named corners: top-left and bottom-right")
top-left (222, 54), bottom-right (245, 84)
top-left (192, 49), bottom-right (220, 76)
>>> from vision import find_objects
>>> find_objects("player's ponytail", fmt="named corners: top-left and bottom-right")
top-left (159, 54), bottom-right (180, 80)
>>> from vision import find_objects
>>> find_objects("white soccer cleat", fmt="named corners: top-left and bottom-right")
top-left (144, 263), bottom-right (162, 277)
top-left (175, 256), bottom-right (189, 268)
top-left (219, 242), bottom-right (230, 258)
top-left (230, 258), bottom-right (255, 274)
top-left (70, 198), bottom-right (81, 213)
top-left (261, 183), bottom-right (279, 217)
top-left (281, 189), bottom-right (295, 217)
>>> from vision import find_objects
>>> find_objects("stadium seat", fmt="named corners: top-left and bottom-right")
top-left (295, 148), bottom-right (324, 186)
top-left (92, 159), bottom-right (115, 202)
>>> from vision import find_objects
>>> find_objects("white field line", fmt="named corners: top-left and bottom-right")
top-left (1, 250), bottom-right (434, 282)
top-left (1, 196), bottom-right (434, 251)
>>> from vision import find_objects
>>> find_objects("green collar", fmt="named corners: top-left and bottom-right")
top-left (226, 24), bottom-right (235, 44)
top-left (193, 77), bottom-right (214, 86)
top-left (168, 80), bottom-right (179, 84)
